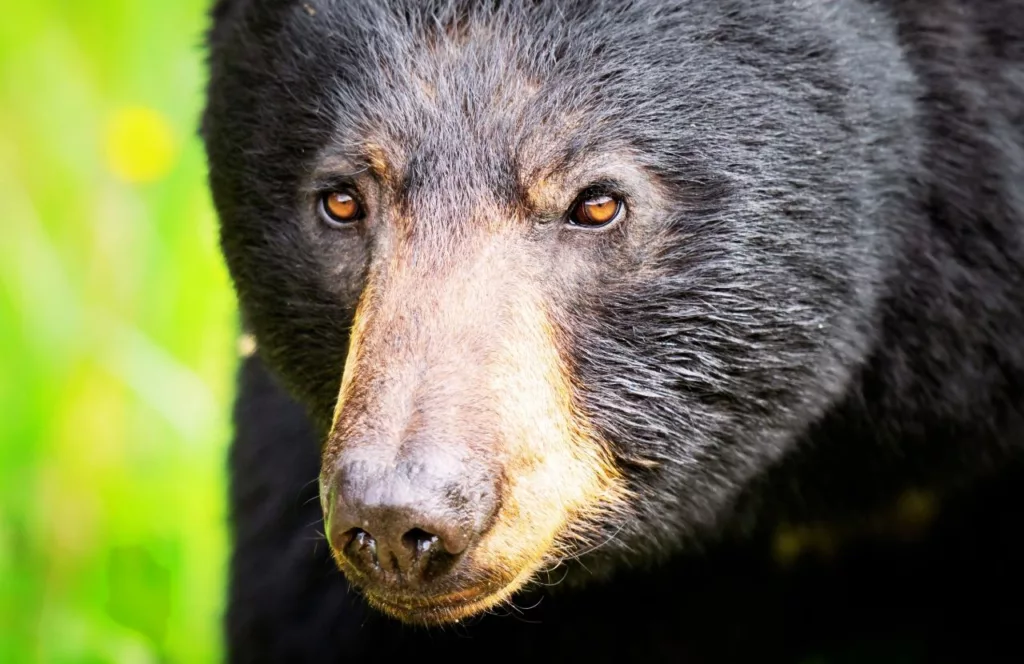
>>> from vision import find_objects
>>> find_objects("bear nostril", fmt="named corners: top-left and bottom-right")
top-left (325, 456), bottom-right (499, 587)
top-left (331, 527), bottom-right (358, 551)
top-left (401, 528), bottom-right (461, 583)
top-left (339, 528), bottom-right (379, 573)
top-left (402, 528), bottom-right (439, 558)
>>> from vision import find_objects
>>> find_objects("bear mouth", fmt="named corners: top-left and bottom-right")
top-left (354, 562), bottom-right (543, 625)
top-left (362, 588), bottom-right (506, 625)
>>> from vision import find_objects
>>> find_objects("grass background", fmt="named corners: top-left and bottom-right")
top-left (0, 1), bottom-right (237, 662)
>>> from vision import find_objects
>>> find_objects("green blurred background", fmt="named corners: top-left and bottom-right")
top-left (0, 1), bottom-right (236, 662)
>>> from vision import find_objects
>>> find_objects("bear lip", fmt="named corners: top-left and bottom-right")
top-left (351, 560), bottom-right (545, 625)
top-left (335, 562), bottom-right (503, 623)
top-left (362, 587), bottom-right (509, 625)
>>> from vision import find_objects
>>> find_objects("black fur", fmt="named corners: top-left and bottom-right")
top-left (202, 1), bottom-right (1024, 661)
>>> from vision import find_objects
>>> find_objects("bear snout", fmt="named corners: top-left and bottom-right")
top-left (322, 449), bottom-right (500, 595)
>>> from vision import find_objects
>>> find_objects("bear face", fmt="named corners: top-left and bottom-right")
top-left (202, 0), bottom-right (927, 624)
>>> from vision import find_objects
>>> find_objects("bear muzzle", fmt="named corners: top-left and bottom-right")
top-left (322, 445), bottom-right (501, 604)
top-left (317, 230), bottom-right (629, 624)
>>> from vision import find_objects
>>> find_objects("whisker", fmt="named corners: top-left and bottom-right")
top-left (295, 476), bottom-right (321, 502)
top-left (564, 517), bottom-right (629, 562)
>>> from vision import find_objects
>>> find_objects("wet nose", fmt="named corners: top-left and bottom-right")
top-left (325, 455), bottom-right (497, 587)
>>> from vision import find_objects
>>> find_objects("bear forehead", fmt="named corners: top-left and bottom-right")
top-left (219, 0), bottom-right (844, 198)
top-left (271, 2), bottom-right (704, 150)
top-left (313, 18), bottom-right (638, 180)
top-left (261, 20), bottom-right (644, 203)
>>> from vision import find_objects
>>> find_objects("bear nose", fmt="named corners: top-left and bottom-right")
top-left (324, 454), bottom-right (496, 587)
top-left (330, 503), bottom-right (470, 580)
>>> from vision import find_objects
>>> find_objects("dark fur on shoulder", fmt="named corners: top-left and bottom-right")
top-left (202, 0), bottom-right (1024, 661)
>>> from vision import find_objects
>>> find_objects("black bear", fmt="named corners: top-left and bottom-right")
top-left (201, 1), bottom-right (1024, 662)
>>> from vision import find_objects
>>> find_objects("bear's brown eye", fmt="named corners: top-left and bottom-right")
top-left (320, 190), bottom-right (363, 226)
top-left (569, 193), bottom-right (624, 228)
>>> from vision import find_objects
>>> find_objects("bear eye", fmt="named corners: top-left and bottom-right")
top-left (319, 190), bottom-right (364, 226)
top-left (568, 192), bottom-right (624, 228)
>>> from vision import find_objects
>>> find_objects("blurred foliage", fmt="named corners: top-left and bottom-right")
top-left (0, 1), bottom-right (237, 662)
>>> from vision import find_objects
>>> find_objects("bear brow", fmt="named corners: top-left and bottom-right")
top-left (515, 133), bottom-right (613, 207)
top-left (311, 144), bottom-right (397, 188)
top-left (553, 134), bottom-right (598, 174)
top-left (519, 131), bottom-right (605, 191)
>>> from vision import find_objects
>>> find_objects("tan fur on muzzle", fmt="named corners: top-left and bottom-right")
top-left (323, 230), bottom-right (629, 623)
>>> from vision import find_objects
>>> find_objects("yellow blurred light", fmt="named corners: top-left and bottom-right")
top-left (105, 107), bottom-right (177, 183)
top-left (772, 524), bottom-right (805, 565)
